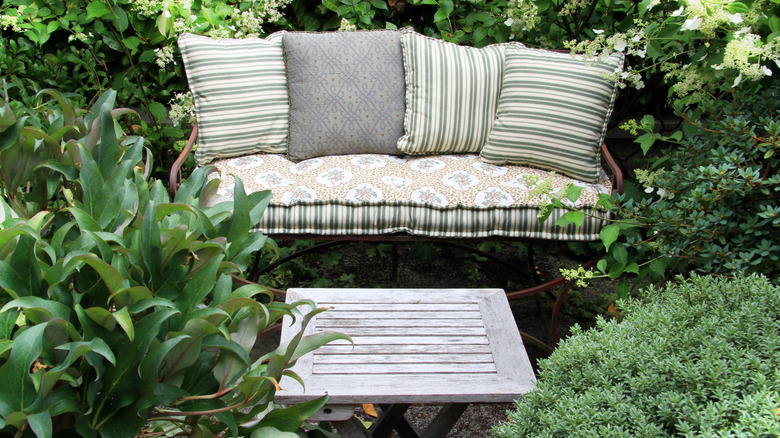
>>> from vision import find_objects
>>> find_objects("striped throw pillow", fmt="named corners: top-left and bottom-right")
top-left (178, 32), bottom-right (288, 165)
top-left (397, 31), bottom-right (508, 155)
top-left (480, 45), bottom-right (623, 183)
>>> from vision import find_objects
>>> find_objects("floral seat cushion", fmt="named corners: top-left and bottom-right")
top-left (209, 153), bottom-right (611, 240)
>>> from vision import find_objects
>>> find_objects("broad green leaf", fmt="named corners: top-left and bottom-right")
top-left (155, 203), bottom-right (195, 221)
top-left (127, 297), bottom-right (175, 314)
top-left (179, 250), bottom-right (224, 313)
top-left (433, 8), bottom-right (449, 23)
top-left (616, 278), bottom-right (629, 299)
top-left (83, 307), bottom-right (116, 331)
top-left (37, 89), bottom-right (76, 127)
top-left (607, 262), bottom-right (625, 279)
top-left (0, 260), bottom-right (27, 299)
top-left (291, 331), bottom-right (352, 363)
top-left (41, 339), bottom-right (116, 396)
top-left (139, 335), bottom-right (189, 383)
top-left (1, 297), bottom-right (71, 324)
top-left (94, 99), bottom-right (121, 178)
top-left (0, 323), bottom-right (46, 418)
top-left (250, 427), bottom-right (302, 438)
top-left (213, 410), bottom-right (239, 437)
top-left (122, 36), bottom-right (140, 51)
top-left (26, 410), bottom-right (51, 438)
top-left (113, 307), bottom-right (134, 342)
top-left (86, 1), bottom-right (111, 18)
top-left (0, 339), bottom-right (12, 357)
top-left (75, 254), bottom-right (126, 293)
top-left (160, 319), bottom-right (219, 381)
top-left (612, 245), bottom-right (628, 264)
top-left (68, 206), bottom-right (102, 232)
top-left (600, 224), bottom-right (620, 251)
top-left (111, 286), bottom-right (154, 309)
top-left (0, 117), bottom-right (28, 154)
top-left (213, 350), bottom-right (249, 389)
top-left (439, 0), bottom-right (454, 14)
top-left (142, 201), bottom-right (163, 285)
top-left (0, 228), bottom-right (34, 253)
top-left (649, 258), bottom-right (667, 278)
top-left (724, 2), bottom-right (750, 14)
top-left (231, 305), bottom-right (261, 353)
top-left (98, 308), bottom-right (180, 418)
top-left (257, 395), bottom-right (329, 432)
top-left (113, 5), bottom-right (129, 32)
top-left (559, 211), bottom-right (585, 228)
top-left (148, 102), bottom-right (168, 123)
top-left (225, 177), bottom-right (251, 245)
top-left (0, 308), bottom-right (18, 339)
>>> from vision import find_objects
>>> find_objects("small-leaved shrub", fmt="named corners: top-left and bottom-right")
top-left (494, 274), bottom-right (780, 437)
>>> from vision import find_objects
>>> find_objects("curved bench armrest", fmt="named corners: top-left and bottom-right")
top-left (601, 141), bottom-right (623, 195)
top-left (169, 122), bottom-right (199, 197)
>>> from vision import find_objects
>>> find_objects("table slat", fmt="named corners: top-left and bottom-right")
top-left (313, 362), bottom-right (498, 374)
top-left (315, 353), bottom-right (495, 364)
top-left (315, 326), bottom-right (486, 336)
top-left (316, 343), bottom-right (494, 355)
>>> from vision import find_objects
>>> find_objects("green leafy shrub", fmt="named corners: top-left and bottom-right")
top-left (493, 274), bottom-right (780, 437)
top-left (623, 87), bottom-right (780, 282)
top-left (0, 90), bottom-right (346, 437)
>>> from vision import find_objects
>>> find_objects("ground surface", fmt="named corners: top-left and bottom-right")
top-left (254, 240), bottom-right (617, 437)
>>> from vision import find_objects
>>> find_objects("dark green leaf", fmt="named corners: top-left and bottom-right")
top-left (257, 395), bottom-right (329, 432)
top-left (0, 323), bottom-right (46, 418)
top-left (26, 410), bottom-right (52, 438)
top-left (1, 297), bottom-right (71, 324)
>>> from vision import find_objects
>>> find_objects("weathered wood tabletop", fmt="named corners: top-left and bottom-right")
top-left (276, 288), bottom-right (536, 412)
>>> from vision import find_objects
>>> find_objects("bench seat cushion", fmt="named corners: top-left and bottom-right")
top-left (208, 153), bottom-right (611, 240)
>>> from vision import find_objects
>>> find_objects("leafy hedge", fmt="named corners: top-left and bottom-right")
top-left (494, 274), bottom-right (780, 437)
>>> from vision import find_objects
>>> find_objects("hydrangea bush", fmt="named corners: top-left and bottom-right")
top-left (494, 274), bottom-right (780, 437)
top-left (504, 0), bottom-right (779, 101)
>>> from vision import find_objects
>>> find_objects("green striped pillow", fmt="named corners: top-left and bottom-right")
top-left (178, 32), bottom-right (288, 165)
top-left (480, 45), bottom-right (623, 183)
top-left (397, 31), bottom-right (508, 155)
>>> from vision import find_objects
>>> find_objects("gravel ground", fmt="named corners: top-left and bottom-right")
top-left (255, 241), bottom-right (617, 437)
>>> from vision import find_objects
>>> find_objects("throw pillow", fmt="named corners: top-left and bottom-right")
top-left (479, 45), bottom-right (624, 183)
top-left (283, 30), bottom-right (406, 161)
top-left (396, 30), bottom-right (509, 155)
top-left (178, 32), bottom-right (288, 165)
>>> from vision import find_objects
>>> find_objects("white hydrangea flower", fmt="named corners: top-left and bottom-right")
top-left (681, 16), bottom-right (703, 31)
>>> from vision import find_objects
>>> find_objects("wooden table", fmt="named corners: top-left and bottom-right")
top-left (275, 288), bottom-right (536, 438)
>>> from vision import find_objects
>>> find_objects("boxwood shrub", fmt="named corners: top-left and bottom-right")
top-left (494, 274), bottom-right (780, 437)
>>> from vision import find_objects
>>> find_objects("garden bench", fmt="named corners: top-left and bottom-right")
top-left (170, 29), bottom-right (625, 344)
top-left (275, 288), bottom-right (536, 437)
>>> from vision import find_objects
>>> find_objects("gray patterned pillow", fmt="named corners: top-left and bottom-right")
top-left (283, 31), bottom-right (406, 161)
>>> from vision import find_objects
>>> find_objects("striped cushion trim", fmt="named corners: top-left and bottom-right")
top-left (254, 201), bottom-right (609, 240)
top-left (397, 31), bottom-right (509, 155)
top-left (480, 45), bottom-right (623, 183)
top-left (178, 33), bottom-right (289, 165)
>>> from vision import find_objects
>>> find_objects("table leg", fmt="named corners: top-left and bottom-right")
top-left (369, 404), bottom-right (414, 438)
top-left (332, 417), bottom-right (372, 438)
top-left (420, 403), bottom-right (469, 438)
